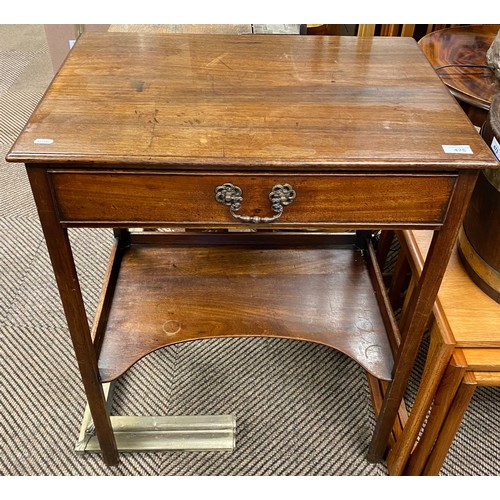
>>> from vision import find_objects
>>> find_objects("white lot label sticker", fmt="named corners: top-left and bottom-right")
top-left (491, 136), bottom-right (500, 161)
top-left (442, 145), bottom-right (473, 154)
top-left (34, 138), bottom-right (54, 144)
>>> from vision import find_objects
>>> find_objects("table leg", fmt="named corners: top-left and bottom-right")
top-left (375, 229), bottom-right (395, 269)
top-left (386, 322), bottom-right (454, 475)
top-left (404, 354), bottom-right (467, 475)
top-left (422, 371), bottom-right (476, 475)
top-left (26, 167), bottom-right (119, 465)
top-left (367, 170), bottom-right (478, 462)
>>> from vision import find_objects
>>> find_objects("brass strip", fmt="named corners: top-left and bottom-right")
top-left (76, 415), bottom-right (236, 453)
top-left (75, 383), bottom-right (236, 454)
top-left (458, 227), bottom-right (500, 293)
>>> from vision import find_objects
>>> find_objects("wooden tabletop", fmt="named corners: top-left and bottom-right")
top-left (418, 24), bottom-right (500, 111)
top-left (6, 33), bottom-right (496, 171)
top-left (411, 230), bottom-right (500, 347)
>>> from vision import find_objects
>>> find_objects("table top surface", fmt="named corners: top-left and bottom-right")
top-left (418, 24), bottom-right (500, 110)
top-left (6, 33), bottom-right (497, 171)
top-left (412, 230), bottom-right (500, 347)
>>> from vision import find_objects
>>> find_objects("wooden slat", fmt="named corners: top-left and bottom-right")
top-left (461, 349), bottom-right (500, 371)
top-left (375, 230), bottom-right (395, 269)
top-left (404, 351), bottom-right (468, 475)
top-left (386, 322), bottom-right (454, 475)
top-left (366, 374), bottom-right (408, 453)
top-left (366, 240), bottom-right (401, 352)
top-left (473, 372), bottom-right (500, 386)
top-left (90, 237), bottom-right (123, 355)
top-left (401, 25), bottom-right (416, 37)
top-left (357, 24), bottom-right (376, 36)
top-left (380, 25), bottom-right (399, 36)
top-left (388, 249), bottom-right (411, 310)
top-left (366, 374), bottom-right (396, 451)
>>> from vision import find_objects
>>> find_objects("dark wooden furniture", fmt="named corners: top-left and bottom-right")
top-left (6, 33), bottom-right (497, 467)
top-left (418, 24), bottom-right (500, 127)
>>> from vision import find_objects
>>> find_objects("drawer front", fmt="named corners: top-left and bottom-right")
top-left (49, 171), bottom-right (456, 227)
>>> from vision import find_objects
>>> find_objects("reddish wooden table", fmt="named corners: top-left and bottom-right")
top-left (6, 33), bottom-right (498, 467)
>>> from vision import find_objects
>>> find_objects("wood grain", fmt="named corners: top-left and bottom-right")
top-left (421, 371), bottom-right (477, 475)
top-left (26, 167), bottom-right (119, 465)
top-left (461, 348), bottom-right (500, 371)
top-left (6, 33), bottom-right (495, 170)
top-left (97, 243), bottom-right (393, 382)
top-left (473, 372), bottom-right (500, 386)
top-left (10, 33), bottom-right (499, 466)
top-left (411, 230), bottom-right (500, 346)
top-left (418, 25), bottom-right (500, 110)
top-left (49, 171), bottom-right (457, 228)
top-left (404, 351), bottom-right (468, 475)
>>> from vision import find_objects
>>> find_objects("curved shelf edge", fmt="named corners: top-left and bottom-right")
top-left (98, 333), bottom-right (394, 383)
top-left (95, 242), bottom-right (394, 385)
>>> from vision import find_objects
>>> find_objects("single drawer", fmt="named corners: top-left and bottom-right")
top-left (49, 170), bottom-right (457, 228)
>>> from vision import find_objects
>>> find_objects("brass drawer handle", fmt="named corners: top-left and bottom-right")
top-left (215, 183), bottom-right (296, 223)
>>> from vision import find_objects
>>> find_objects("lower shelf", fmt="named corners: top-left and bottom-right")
top-left (96, 240), bottom-right (394, 382)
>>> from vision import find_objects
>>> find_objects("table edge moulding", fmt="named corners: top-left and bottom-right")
top-left (6, 33), bottom-right (499, 468)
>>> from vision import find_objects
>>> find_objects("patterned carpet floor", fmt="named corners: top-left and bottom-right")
top-left (0, 24), bottom-right (499, 476)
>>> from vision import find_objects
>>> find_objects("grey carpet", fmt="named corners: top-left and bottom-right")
top-left (1, 24), bottom-right (499, 476)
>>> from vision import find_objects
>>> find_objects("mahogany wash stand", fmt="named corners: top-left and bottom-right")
top-left (6, 33), bottom-right (498, 467)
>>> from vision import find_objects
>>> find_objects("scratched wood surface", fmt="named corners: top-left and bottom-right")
top-left (6, 33), bottom-right (495, 170)
top-left (97, 244), bottom-right (393, 382)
